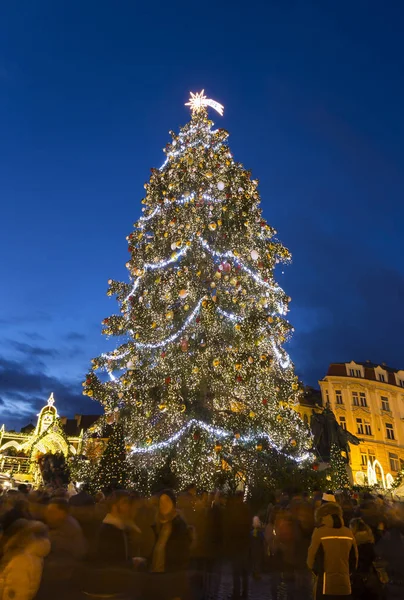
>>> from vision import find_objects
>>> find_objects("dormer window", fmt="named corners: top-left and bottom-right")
top-left (346, 362), bottom-right (364, 378)
top-left (378, 373), bottom-right (385, 382)
top-left (349, 368), bottom-right (362, 377)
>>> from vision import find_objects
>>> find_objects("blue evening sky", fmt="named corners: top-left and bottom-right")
top-left (1, 1), bottom-right (404, 428)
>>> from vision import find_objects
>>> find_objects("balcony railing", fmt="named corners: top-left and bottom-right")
top-left (0, 456), bottom-right (30, 474)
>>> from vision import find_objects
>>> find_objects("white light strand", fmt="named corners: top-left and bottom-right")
top-left (130, 417), bottom-right (311, 463)
top-left (124, 237), bottom-right (279, 304)
top-left (201, 239), bottom-right (284, 294)
top-left (123, 275), bottom-right (142, 303)
top-left (160, 139), bottom-right (222, 170)
top-left (270, 340), bottom-right (291, 369)
top-left (101, 302), bottom-right (243, 366)
top-left (101, 348), bottom-right (130, 361)
top-left (138, 192), bottom-right (225, 227)
top-left (144, 245), bottom-right (189, 270)
top-left (129, 298), bottom-right (204, 349)
top-left (217, 308), bottom-right (244, 322)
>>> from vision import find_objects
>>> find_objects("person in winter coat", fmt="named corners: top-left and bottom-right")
top-left (37, 498), bottom-right (87, 600)
top-left (223, 492), bottom-right (251, 600)
top-left (307, 502), bottom-right (358, 600)
top-left (95, 490), bottom-right (137, 567)
top-left (0, 519), bottom-right (50, 600)
top-left (145, 489), bottom-right (192, 600)
top-left (250, 516), bottom-right (265, 580)
top-left (349, 518), bottom-right (380, 600)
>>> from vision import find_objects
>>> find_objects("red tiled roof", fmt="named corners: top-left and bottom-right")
top-left (325, 361), bottom-right (402, 388)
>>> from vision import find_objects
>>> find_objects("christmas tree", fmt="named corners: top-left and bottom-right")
top-left (96, 422), bottom-right (128, 491)
top-left (84, 91), bottom-right (311, 492)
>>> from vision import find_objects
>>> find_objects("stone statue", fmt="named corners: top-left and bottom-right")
top-left (310, 405), bottom-right (359, 463)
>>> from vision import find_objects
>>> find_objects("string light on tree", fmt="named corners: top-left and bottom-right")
top-left (83, 91), bottom-right (311, 493)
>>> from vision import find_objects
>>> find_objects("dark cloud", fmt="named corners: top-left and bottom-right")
top-left (24, 332), bottom-right (45, 341)
top-left (0, 312), bottom-right (52, 327)
top-left (8, 341), bottom-right (59, 358)
top-left (0, 355), bottom-right (101, 430)
top-left (64, 332), bottom-right (87, 341)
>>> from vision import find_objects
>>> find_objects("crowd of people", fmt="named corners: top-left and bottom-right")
top-left (0, 482), bottom-right (403, 600)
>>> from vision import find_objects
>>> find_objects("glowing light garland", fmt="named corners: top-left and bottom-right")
top-left (129, 298), bottom-right (204, 349)
top-left (138, 192), bottom-right (225, 226)
top-left (130, 417), bottom-right (311, 463)
top-left (270, 340), bottom-right (291, 369)
top-left (123, 236), bottom-right (284, 307)
top-left (217, 308), bottom-right (244, 322)
top-left (201, 239), bottom-right (282, 294)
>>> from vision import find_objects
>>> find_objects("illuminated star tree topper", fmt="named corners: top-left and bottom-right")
top-left (185, 90), bottom-right (224, 116)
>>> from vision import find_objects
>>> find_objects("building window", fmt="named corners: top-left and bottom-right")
top-left (335, 390), bottom-right (343, 405)
top-left (386, 423), bottom-right (395, 440)
top-left (381, 396), bottom-right (390, 412)
top-left (361, 452), bottom-right (368, 466)
top-left (378, 373), bottom-right (386, 382)
top-left (389, 453), bottom-right (399, 472)
top-left (400, 380), bottom-right (404, 388)
top-left (339, 416), bottom-right (347, 430)
top-left (350, 368), bottom-right (362, 377)
top-left (356, 418), bottom-right (364, 435)
top-left (352, 392), bottom-right (359, 406)
top-left (364, 420), bottom-right (372, 436)
top-left (368, 449), bottom-right (375, 465)
top-left (400, 459), bottom-right (404, 471)
top-left (359, 392), bottom-right (367, 407)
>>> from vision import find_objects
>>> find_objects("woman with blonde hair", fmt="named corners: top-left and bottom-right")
top-left (0, 518), bottom-right (50, 600)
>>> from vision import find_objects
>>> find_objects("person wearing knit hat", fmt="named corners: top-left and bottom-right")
top-left (308, 502), bottom-right (358, 599)
top-left (322, 491), bottom-right (336, 504)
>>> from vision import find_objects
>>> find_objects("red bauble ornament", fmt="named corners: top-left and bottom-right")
top-left (312, 462), bottom-right (319, 471)
top-left (262, 398), bottom-right (268, 406)
top-left (236, 375), bottom-right (242, 383)
top-left (161, 352), bottom-right (166, 358)
top-left (193, 431), bottom-right (200, 441)
top-left (165, 376), bottom-right (171, 385)
top-left (196, 317), bottom-right (200, 323)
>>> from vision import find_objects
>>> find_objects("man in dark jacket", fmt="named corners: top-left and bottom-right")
top-left (307, 502), bottom-right (358, 599)
top-left (83, 490), bottom-right (138, 598)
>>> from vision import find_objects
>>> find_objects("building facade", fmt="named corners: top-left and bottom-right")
top-left (319, 361), bottom-right (404, 488)
top-left (0, 393), bottom-right (101, 484)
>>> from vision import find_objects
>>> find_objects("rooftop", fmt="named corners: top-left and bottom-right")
top-left (325, 361), bottom-right (404, 388)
